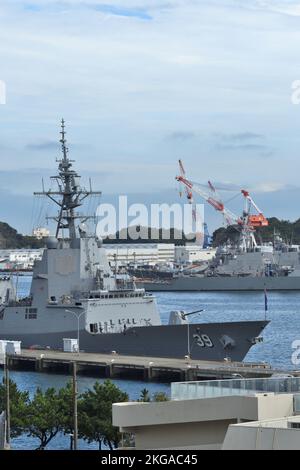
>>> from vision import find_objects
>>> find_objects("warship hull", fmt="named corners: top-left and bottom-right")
top-left (138, 275), bottom-right (300, 291)
top-left (0, 320), bottom-right (268, 362)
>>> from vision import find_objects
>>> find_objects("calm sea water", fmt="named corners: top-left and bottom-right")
top-left (2, 275), bottom-right (300, 449)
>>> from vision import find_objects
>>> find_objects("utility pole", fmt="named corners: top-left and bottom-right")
top-left (4, 354), bottom-right (10, 447)
top-left (72, 362), bottom-right (78, 450)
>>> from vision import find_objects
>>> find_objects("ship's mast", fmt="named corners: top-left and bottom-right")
top-left (34, 119), bottom-right (102, 240)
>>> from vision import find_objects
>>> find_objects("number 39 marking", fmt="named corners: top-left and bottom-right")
top-left (193, 333), bottom-right (213, 348)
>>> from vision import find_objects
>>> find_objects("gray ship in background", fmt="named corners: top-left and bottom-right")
top-left (0, 121), bottom-right (268, 361)
top-left (138, 239), bottom-right (300, 291)
top-left (138, 161), bottom-right (300, 292)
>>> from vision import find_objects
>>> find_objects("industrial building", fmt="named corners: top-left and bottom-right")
top-left (104, 243), bottom-right (175, 267)
top-left (105, 243), bottom-right (216, 267)
top-left (0, 249), bottom-right (43, 270)
top-left (0, 243), bottom-right (216, 272)
top-left (174, 245), bottom-right (216, 264)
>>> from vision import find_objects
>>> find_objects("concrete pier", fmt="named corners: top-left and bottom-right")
top-left (2, 349), bottom-right (299, 382)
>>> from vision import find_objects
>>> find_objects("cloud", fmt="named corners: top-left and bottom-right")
top-left (217, 132), bottom-right (264, 142)
top-left (88, 4), bottom-right (153, 20)
top-left (0, 0), bottom-right (299, 222)
top-left (26, 141), bottom-right (60, 151)
top-left (167, 131), bottom-right (196, 141)
top-left (252, 182), bottom-right (292, 193)
top-left (214, 132), bottom-right (273, 156)
top-left (22, 1), bottom-right (154, 20)
top-left (253, 1), bottom-right (300, 18)
top-left (168, 55), bottom-right (205, 66)
top-left (207, 181), bottom-right (241, 191)
top-left (218, 143), bottom-right (266, 151)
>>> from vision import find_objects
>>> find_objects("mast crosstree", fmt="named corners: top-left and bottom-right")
top-left (34, 119), bottom-right (102, 240)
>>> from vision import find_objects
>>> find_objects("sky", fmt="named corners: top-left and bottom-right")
top-left (1, 0), bottom-right (300, 234)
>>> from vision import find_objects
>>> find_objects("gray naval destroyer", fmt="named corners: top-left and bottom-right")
top-left (0, 122), bottom-right (268, 361)
top-left (138, 240), bottom-right (300, 292)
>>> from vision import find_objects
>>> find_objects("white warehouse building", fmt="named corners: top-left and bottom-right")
top-left (174, 246), bottom-right (216, 264)
top-left (104, 244), bottom-right (175, 266)
top-left (0, 244), bottom-right (216, 271)
top-left (0, 249), bottom-right (43, 270)
top-left (105, 243), bottom-right (216, 267)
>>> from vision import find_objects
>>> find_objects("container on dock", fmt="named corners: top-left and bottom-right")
top-left (0, 340), bottom-right (21, 359)
top-left (63, 338), bottom-right (79, 353)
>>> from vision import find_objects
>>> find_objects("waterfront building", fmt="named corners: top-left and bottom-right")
top-left (113, 377), bottom-right (300, 450)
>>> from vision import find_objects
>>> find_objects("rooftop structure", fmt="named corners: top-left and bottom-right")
top-left (113, 377), bottom-right (300, 450)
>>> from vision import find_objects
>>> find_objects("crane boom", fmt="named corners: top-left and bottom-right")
top-left (176, 160), bottom-right (269, 250)
top-left (241, 189), bottom-right (269, 228)
top-left (176, 173), bottom-right (241, 226)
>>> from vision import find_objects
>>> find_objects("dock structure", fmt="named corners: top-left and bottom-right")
top-left (2, 349), bottom-right (299, 382)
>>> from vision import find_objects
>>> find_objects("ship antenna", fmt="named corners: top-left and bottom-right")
top-left (60, 118), bottom-right (68, 162)
top-left (34, 120), bottom-right (102, 241)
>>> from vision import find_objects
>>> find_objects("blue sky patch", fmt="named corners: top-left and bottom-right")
top-left (92, 4), bottom-right (152, 21)
top-left (23, 2), bottom-right (152, 20)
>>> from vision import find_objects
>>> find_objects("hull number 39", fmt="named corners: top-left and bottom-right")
top-left (193, 333), bottom-right (214, 348)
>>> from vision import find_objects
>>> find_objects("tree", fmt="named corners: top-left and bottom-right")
top-left (79, 380), bottom-right (128, 450)
top-left (57, 381), bottom-right (81, 449)
top-left (0, 221), bottom-right (44, 249)
top-left (153, 392), bottom-right (169, 402)
top-left (138, 389), bottom-right (169, 402)
top-left (0, 378), bottom-right (29, 438)
top-left (138, 388), bottom-right (151, 402)
top-left (24, 387), bottom-right (63, 449)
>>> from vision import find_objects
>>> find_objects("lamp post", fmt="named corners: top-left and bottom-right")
top-left (180, 309), bottom-right (204, 359)
top-left (65, 309), bottom-right (85, 353)
top-left (4, 354), bottom-right (10, 448)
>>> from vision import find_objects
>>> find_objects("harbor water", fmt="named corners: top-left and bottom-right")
top-left (14, 274), bottom-right (300, 368)
top-left (1, 275), bottom-right (300, 449)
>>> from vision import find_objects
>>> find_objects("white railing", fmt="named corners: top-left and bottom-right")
top-left (171, 377), bottom-right (300, 401)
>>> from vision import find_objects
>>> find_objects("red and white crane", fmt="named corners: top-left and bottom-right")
top-left (241, 189), bottom-right (269, 228)
top-left (176, 160), bottom-right (269, 249)
top-left (176, 159), bottom-right (240, 226)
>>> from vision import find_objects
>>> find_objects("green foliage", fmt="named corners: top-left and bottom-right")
top-left (57, 381), bottom-right (75, 436)
top-left (212, 225), bottom-right (240, 247)
top-left (0, 378), bottom-right (29, 438)
top-left (24, 387), bottom-right (64, 449)
top-left (138, 388), bottom-right (169, 402)
top-left (212, 218), bottom-right (300, 247)
top-left (138, 388), bottom-right (151, 402)
top-left (79, 380), bottom-right (128, 450)
top-left (0, 222), bottom-right (44, 249)
top-left (152, 392), bottom-right (169, 402)
top-left (1, 378), bottom-right (168, 450)
top-left (255, 217), bottom-right (300, 244)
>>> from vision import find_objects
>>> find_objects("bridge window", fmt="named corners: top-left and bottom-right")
top-left (25, 313), bottom-right (37, 319)
top-left (89, 323), bottom-right (98, 333)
